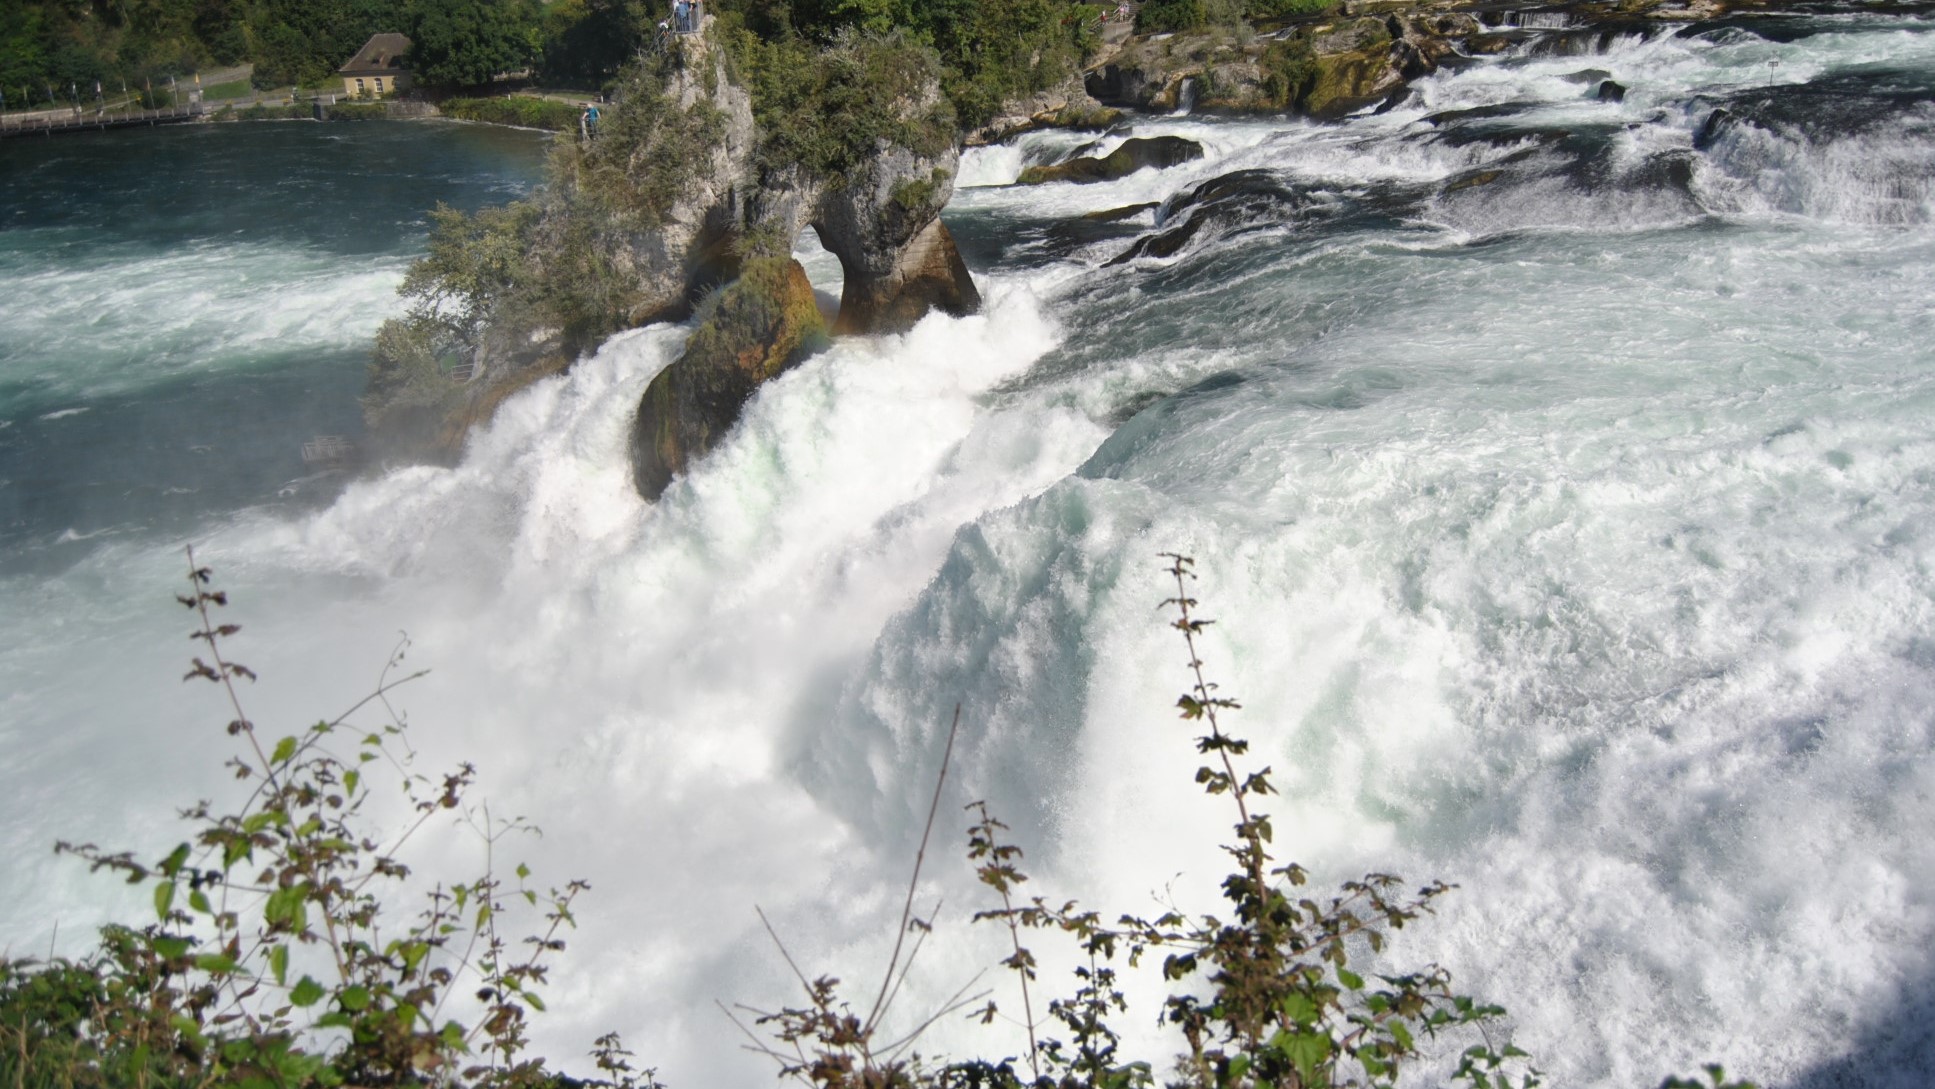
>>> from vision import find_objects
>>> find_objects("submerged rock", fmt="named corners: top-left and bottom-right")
top-left (1108, 168), bottom-right (1301, 263)
top-left (629, 257), bottom-right (828, 500)
top-left (1017, 136), bottom-right (1206, 184)
top-left (1084, 201), bottom-right (1161, 221)
top-left (1693, 106), bottom-right (1735, 150)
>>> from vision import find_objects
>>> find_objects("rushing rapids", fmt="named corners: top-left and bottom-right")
top-left (4, 5), bottom-right (1935, 1087)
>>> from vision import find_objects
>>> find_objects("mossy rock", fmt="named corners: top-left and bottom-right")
top-left (1301, 44), bottom-right (1396, 117)
top-left (629, 257), bottom-right (828, 499)
top-left (1016, 135), bottom-right (1205, 185)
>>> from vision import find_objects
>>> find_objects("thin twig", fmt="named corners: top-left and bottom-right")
top-left (755, 906), bottom-right (817, 997)
top-left (864, 703), bottom-right (962, 1036)
top-left (878, 975), bottom-right (993, 1059)
top-left (876, 897), bottom-right (943, 1028)
top-left (718, 1000), bottom-right (799, 1068)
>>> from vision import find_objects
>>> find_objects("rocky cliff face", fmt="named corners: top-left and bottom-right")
top-left (1084, 8), bottom-right (1480, 117)
top-left (365, 18), bottom-right (982, 477)
top-left (607, 22), bottom-right (981, 499)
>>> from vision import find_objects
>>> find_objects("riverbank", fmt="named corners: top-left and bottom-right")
top-left (0, 90), bottom-right (597, 138)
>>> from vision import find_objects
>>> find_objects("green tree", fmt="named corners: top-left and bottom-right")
top-left (790, 0), bottom-right (910, 37)
top-left (537, 0), bottom-right (649, 88)
top-left (404, 0), bottom-right (541, 89)
top-left (0, 6), bottom-right (51, 98)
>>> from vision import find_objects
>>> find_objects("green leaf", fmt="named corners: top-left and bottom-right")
top-left (525, 992), bottom-right (545, 1012)
top-left (396, 940), bottom-right (429, 973)
top-left (1390, 1020), bottom-right (1415, 1052)
top-left (154, 881), bottom-right (176, 920)
top-left (1276, 1030), bottom-right (1332, 1085)
top-left (343, 770), bottom-right (360, 796)
top-left (152, 936), bottom-right (191, 960)
top-left (161, 842), bottom-right (191, 876)
top-left (1337, 967), bottom-right (1365, 991)
top-left (189, 888), bottom-right (212, 914)
top-left (264, 884), bottom-right (311, 935)
top-left (516, 862), bottom-right (530, 879)
top-left (272, 736), bottom-right (298, 764)
top-left (169, 1014), bottom-right (207, 1047)
top-left (290, 976), bottom-right (325, 1008)
top-left (1281, 991), bottom-right (1320, 1027)
top-left (339, 985), bottom-right (371, 1012)
top-left (270, 944), bottom-right (290, 986)
top-left (193, 953), bottom-right (239, 974)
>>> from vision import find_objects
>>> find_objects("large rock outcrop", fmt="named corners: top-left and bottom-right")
top-left (364, 18), bottom-right (981, 474)
top-left (628, 257), bottom-right (827, 498)
top-left (811, 142), bottom-right (982, 336)
top-left (570, 22), bottom-right (978, 338)
top-left (626, 142), bottom-right (982, 498)
top-left (608, 21), bottom-right (982, 499)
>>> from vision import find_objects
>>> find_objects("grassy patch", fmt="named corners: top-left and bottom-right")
top-left (323, 101), bottom-right (387, 121)
top-left (238, 102), bottom-right (310, 121)
top-left (441, 95), bottom-right (584, 131)
top-left (201, 78), bottom-right (253, 100)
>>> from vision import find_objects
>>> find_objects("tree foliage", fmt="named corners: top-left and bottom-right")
top-left (404, 0), bottom-right (543, 89)
top-left (711, 0), bottom-right (1102, 132)
top-left (0, 0), bottom-right (639, 102)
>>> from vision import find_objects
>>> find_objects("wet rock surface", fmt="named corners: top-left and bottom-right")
top-left (629, 257), bottom-right (828, 500)
top-left (1018, 136), bottom-right (1207, 184)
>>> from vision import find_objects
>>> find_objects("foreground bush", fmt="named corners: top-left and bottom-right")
top-left (0, 552), bottom-right (620, 1089)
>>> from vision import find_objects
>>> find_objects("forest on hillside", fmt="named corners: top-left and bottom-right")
top-left (0, 0), bottom-right (1135, 109)
top-left (0, 0), bottom-right (660, 105)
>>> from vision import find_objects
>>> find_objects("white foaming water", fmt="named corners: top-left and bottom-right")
top-left (0, 274), bottom-right (1102, 1081)
top-left (7, 10), bottom-right (1935, 1089)
top-left (956, 117), bottom-right (1282, 210)
top-left (0, 239), bottom-right (406, 404)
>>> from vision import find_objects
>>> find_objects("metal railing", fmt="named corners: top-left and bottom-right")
top-left (0, 102), bottom-right (202, 135)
